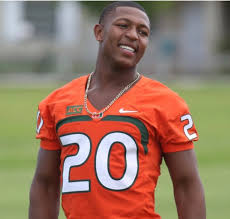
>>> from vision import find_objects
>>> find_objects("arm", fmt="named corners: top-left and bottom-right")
top-left (164, 149), bottom-right (206, 219)
top-left (29, 148), bottom-right (61, 219)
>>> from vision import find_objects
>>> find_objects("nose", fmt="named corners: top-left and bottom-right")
top-left (125, 27), bottom-right (138, 41)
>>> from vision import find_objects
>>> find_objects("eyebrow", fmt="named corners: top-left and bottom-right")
top-left (115, 18), bottom-right (150, 30)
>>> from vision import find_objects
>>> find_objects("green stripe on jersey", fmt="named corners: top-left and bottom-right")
top-left (102, 115), bottom-right (149, 154)
top-left (56, 115), bottom-right (92, 132)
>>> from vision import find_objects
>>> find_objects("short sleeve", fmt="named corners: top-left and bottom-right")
top-left (36, 102), bottom-right (61, 150)
top-left (156, 95), bottom-right (198, 153)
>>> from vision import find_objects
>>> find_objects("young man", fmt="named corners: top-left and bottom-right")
top-left (29, 2), bottom-right (206, 219)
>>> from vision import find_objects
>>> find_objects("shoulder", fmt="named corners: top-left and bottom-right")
top-left (139, 76), bottom-right (187, 108)
top-left (39, 75), bottom-right (88, 107)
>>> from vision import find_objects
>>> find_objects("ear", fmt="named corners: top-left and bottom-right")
top-left (94, 24), bottom-right (104, 42)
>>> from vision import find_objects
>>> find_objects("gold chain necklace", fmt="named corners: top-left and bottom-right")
top-left (84, 72), bottom-right (140, 119)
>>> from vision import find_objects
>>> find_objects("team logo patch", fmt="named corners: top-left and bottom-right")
top-left (66, 105), bottom-right (83, 115)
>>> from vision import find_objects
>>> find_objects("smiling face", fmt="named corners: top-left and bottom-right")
top-left (95, 6), bottom-right (150, 69)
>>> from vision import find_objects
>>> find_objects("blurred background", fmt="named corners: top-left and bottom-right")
top-left (0, 1), bottom-right (230, 83)
top-left (0, 1), bottom-right (229, 219)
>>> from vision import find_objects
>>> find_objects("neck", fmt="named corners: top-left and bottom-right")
top-left (93, 56), bottom-right (138, 89)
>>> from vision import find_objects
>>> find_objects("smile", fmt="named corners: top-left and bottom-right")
top-left (119, 45), bottom-right (136, 53)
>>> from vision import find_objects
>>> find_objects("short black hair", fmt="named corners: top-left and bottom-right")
top-left (99, 1), bottom-right (148, 24)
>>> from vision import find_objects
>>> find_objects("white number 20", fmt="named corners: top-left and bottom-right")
top-left (181, 114), bottom-right (197, 140)
top-left (60, 132), bottom-right (138, 193)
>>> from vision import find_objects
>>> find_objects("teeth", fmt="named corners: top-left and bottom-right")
top-left (120, 45), bottom-right (135, 52)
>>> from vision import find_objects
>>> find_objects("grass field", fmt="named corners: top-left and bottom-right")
top-left (0, 82), bottom-right (229, 218)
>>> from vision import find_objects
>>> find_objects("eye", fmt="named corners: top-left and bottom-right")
top-left (117, 24), bottom-right (128, 29)
top-left (139, 30), bottom-right (149, 37)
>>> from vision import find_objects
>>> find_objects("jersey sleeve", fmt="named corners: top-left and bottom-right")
top-left (36, 100), bottom-right (61, 150)
top-left (156, 94), bottom-right (198, 153)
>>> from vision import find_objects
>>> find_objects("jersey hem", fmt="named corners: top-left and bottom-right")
top-left (40, 139), bottom-right (61, 150)
top-left (162, 141), bottom-right (194, 153)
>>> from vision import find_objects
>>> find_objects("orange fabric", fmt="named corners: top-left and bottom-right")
top-left (36, 75), bottom-right (198, 219)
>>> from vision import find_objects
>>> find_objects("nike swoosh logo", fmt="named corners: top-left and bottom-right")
top-left (119, 108), bottom-right (138, 113)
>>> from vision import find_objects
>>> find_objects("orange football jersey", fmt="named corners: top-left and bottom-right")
top-left (36, 75), bottom-right (198, 219)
